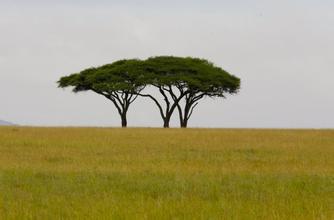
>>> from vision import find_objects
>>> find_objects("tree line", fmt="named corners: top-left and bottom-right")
top-left (58, 56), bottom-right (240, 128)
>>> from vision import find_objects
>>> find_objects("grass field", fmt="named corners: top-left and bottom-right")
top-left (0, 127), bottom-right (333, 219)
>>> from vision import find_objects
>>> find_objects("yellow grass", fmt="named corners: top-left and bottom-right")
top-left (0, 127), bottom-right (333, 219)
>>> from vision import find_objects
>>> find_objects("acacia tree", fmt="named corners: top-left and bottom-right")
top-left (175, 59), bottom-right (240, 128)
top-left (58, 59), bottom-right (145, 127)
top-left (141, 56), bottom-right (240, 128)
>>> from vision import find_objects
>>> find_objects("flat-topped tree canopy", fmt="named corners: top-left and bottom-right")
top-left (141, 56), bottom-right (240, 127)
top-left (58, 59), bottom-right (145, 93)
top-left (58, 59), bottom-right (146, 127)
top-left (142, 56), bottom-right (240, 97)
top-left (91, 59), bottom-right (147, 93)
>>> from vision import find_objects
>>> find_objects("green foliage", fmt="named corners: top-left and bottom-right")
top-left (58, 59), bottom-right (146, 94)
top-left (143, 56), bottom-right (240, 97)
top-left (58, 56), bottom-right (240, 97)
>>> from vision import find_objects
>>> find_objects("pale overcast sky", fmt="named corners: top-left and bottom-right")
top-left (0, 0), bottom-right (333, 128)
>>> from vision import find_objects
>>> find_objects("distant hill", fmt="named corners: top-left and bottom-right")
top-left (0, 120), bottom-right (16, 126)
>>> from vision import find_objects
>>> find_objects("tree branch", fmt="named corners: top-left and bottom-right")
top-left (158, 87), bottom-right (170, 114)
top-left (187, 102), bottom-right (199, 120)
top-left (129, 94), bottom-right (139, 104)
top-left (138, 93), bottom-right (166, 119)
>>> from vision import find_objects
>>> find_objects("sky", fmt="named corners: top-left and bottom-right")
top-left (0, 0), bottom-right (333, 128)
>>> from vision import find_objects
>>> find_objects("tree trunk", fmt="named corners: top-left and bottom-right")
top-left (180, 119), bottom-right (188, 128)
top-left (179, 103), bottom-right (190, 128)
top-left (121, 113), bottom-right (127, 128)
top-left (163, 114), bottom-right (172, 128)
top-left (163, 118), bottom-right (170, 128)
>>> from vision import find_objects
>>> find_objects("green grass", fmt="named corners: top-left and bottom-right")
top-left (0, 127), bottom-right (333, 219)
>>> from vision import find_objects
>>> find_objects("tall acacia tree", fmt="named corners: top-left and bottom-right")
top-left (58, 59), bottom-right (145, 127)
top-left (174, 58), bottom-right (240, 128)
top-left (141, 56), bottom-right (240, 128)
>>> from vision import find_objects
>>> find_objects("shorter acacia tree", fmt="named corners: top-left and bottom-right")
top-left (58, 59), bottom-right (145, 127)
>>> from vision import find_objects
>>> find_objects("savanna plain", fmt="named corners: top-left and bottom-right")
top-left (0, 127), bottom-right (333, 219)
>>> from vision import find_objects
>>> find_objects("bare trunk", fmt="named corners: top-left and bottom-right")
top-left (163, 120), bottom-right (169, 128)
top-left (178, 102), bottom-right (190, 128)
top-left (180, 119), bottom-right (188, 128)
top-left (121, 113), bottom-right (127, 128)
top-left (163, 115), bottom-right (171, 128)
